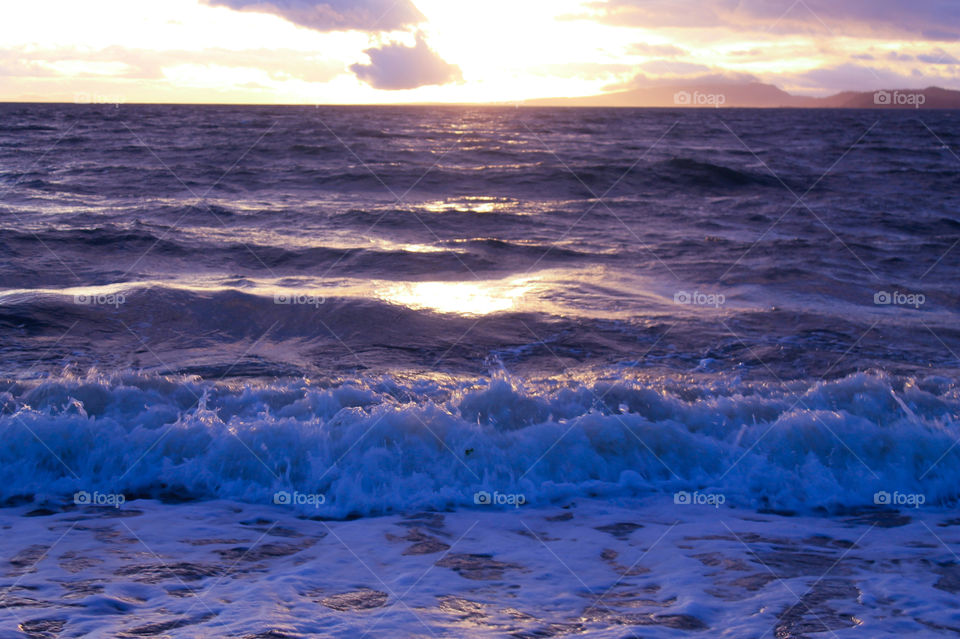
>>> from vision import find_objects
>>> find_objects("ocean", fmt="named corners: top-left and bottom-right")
top-left (1, 104), bottom-right (959, 637)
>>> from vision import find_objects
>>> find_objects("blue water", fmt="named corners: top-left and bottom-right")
top-left (0, 104), bottom-right (958, 514)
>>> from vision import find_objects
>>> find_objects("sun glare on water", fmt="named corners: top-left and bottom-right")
top-left (378, 279), bottom-right (533, 315)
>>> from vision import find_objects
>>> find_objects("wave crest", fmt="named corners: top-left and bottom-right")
top-left (1, 370), bottom-right (957, 516)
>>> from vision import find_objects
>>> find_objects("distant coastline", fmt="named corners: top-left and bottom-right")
top-left (524, 82), bottom-right (960, 109)
top-left (3, 83), bottom-right (960, 108)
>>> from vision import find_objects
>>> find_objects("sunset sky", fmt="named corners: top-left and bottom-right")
top-left (1, 0), bottom-right (959, 104)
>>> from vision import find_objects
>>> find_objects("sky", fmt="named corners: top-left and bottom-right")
top-left (1, 0), bottom-right (959, 104)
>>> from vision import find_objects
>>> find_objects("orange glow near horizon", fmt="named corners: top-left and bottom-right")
top-left (0, 0), bottom-right (957, 104)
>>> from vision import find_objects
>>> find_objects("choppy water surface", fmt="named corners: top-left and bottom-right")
top-left (1, 105), bottom-right (957, 380)
top-left (2, 104), bottom-right (960, 636)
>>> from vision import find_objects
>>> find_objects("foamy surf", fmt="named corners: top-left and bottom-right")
top-left (1, 370), bottom-right (957, 517)
top-left (3, 496), bottom-right (960, 637)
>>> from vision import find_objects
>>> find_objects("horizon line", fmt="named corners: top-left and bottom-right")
top-left (2, 101), bottom-right (959, 109)
top-left (4, 84), bottom-right (958, 109)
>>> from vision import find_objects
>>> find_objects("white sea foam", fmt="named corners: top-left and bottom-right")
top-left (0, 369), bottom-right (956, 517)
top-left (3, 496), bottom-right (960, 637)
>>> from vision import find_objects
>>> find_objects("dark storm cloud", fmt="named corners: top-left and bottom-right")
top-left (350, 35), bottom-right (462, 90)
top-left (588, 0), bottom-right (960, 41)
top-left (201, 0), bottom-right (424, 32)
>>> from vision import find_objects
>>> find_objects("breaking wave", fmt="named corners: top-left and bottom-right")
top-left (2, 369), bottom-right (958, 517)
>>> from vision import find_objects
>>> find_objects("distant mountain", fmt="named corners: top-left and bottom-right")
top-left (525, 83), bottom-right (960, 108)
top-left (818, 86), bottom-right (960, 108)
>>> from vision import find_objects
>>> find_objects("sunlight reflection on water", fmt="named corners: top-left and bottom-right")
top-left (377, 278), bottom-right (534, 315)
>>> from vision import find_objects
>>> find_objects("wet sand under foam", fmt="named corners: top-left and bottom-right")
top-left (3, 497), bottom-right (960, 638)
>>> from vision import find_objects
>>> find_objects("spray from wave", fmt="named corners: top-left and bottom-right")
top-left (2, 369), bottom-right (957, 516)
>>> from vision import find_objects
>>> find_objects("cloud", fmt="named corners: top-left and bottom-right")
top-left (888, 51), bottom-right (914, 62)
top-left (918, 50), bottom-right (960, 65)
top-left (528, 62), bottom-right (633, 79)
top-left (639, 59), bottom-right (711, 75)
top-left (587, 0), bottom-right (960, 41)
top-left (627, 42), bottom-right (687, 57)
top-left (350, 35), bottom-right (462, 90)
top-left (605, 71), bottom-right (759, 92)
top-left (0, 46), bottom-right (345, 84)
top-left (784, 63), bottom-right (931, 92)
top-left (727, 48), bottom-right (764, 57)
top-left (201, 0), bottom-right (424, 32)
